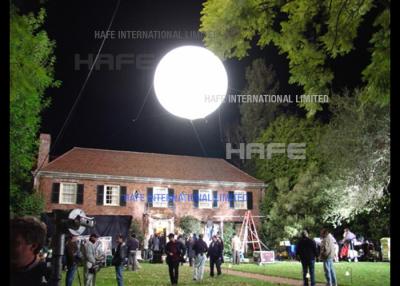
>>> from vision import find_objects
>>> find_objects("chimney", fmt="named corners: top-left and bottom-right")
top-left (37, 133), bottom-right (51, 170)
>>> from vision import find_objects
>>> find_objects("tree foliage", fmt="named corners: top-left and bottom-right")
top-left (258, 93), bottom-right (389, 245)
top-left (320, 91), bottom-right (390, 225)
top-left (255, 115), bottom-right (324, 189)
top-left (10, 5), bottom-right (60, 216)
top-left (200, 0), bottom-right (389, 116)
top-left (178, 216), bottom-right (201, 235)
top-left (201, 0), bottom-right (390, 245)
top-left (239, 59), bottom-right (280, 144)
top-left (227, 58), bottom-right (280, 173)
top-left (346, 187), bottom-right (390, 241)
top-left (222, 222), bottom-right (236, 257)
top-left (261, 163), bottom-right (330, 246)
top-left (130, 219), bottom-right (145, 243)
top-left (361, 8), bottom-right (390, 106)
top-left (254, 115), bottom-right (327, 246)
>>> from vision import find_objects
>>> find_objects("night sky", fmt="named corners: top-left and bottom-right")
top-left (18, 0), bottom-right (379, 160)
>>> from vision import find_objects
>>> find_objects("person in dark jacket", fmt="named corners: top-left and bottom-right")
top-left (112, 234), bottom-right (127, 286)
top-left (207, 235), bottom-right (224, 277)
top-left (126, 233), bottom-right (140, 271)
top-left (9, 216), bottom-right (51, 286)
top-left (148, 234), bottom-right (154, 261)
top-left (160, 232), bottom-right (167, 253)
top-left (165, 233), bottom-right (185, 285)
top-left (296, 230), bottom-right (318, 286)
top-left (65, 234), bottom-right (80, 286)
top-left (10, 216), bottom-right (51, 286)
top-left (151, 233), bottom-right (163, 263)
top-left (186, 236), bottom-right (195, 267)
top-left (216, 231), bottom-right (224, 248)
top-left (177, 235), bottom-right (186, 265)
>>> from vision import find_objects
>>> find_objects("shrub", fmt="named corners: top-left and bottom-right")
top-left (222, 222), bottom-right (235, 257)
top-left (179, 215), bottom-right (201, 235)
top-left (129, 219), bottom-right (144, 244)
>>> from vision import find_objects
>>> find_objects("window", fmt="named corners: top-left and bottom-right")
top-left (60, 183), bottom-right (77, 204)
top-left (104, 185), bottom-right (120, 206)
top-left (212, 191), bottom-right (218, 208)
top-left (193, 189), bottom-right (199, 208)
top-left (152, 187), bottom-right (168, 208)
top-left (199, 189), bottom-right (212, 209)
top-left (234, 190), bottom-right (247, 210)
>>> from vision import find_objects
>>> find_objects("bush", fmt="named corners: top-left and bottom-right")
top-left (179, 215), bottom-right (201, 235)
top-left (10, 188), bottom-right (44, 218)
top-left (129, 219), bottom-right (144, 244)
top-left (222, 222), bottom-right (235, 257)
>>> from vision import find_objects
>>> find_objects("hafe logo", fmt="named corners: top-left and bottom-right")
top-left (74, 53), bottom-right (156, 71)
top-left (226, 143), bottom-right (306, 160)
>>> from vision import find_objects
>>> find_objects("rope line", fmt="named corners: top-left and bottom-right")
top-left (34, 0), bottom-right (121, 176)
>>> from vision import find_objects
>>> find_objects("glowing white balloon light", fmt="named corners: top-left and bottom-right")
top-left (154, 46), bottom-right (228, 120)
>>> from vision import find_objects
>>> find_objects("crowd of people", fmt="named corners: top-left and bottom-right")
top-left (101, 231), bottom-right (226, 286)
top-left (10, 215), bottom-right (227, 286)
top-left (296, 227), bottom-right (362, 286)
top-left (145, 232), bottom-right (224, 285)
top-left (11, 215), bottom-right (371, 286)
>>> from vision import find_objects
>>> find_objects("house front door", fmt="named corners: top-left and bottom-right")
top-left (148, 215), bottom-right (174, 236)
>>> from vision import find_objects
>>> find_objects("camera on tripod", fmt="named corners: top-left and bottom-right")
top-left (53, 208), bottom-right (95, 234)
top-left (49, 209), bottom-right (95, 286)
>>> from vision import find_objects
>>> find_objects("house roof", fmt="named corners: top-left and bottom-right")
top-left (38, 147), bottom-right (265, 187)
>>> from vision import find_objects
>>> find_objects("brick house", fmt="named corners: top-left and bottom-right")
top-left (35, 134), bottom-right (266, 241)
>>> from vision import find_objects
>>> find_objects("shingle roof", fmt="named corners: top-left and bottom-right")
top-left (39, 147), bottom-right (264, 185)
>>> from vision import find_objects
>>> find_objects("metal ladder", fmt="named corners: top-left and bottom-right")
top-left (238, 210), bottom-right (264, 252)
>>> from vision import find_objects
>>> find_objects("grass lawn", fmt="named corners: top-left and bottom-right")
top-left (62, 262), bottom-right (289, 286)
top-left (223, 261), bottom-right (390, 286)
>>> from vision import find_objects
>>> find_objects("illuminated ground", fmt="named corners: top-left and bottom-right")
top-left (223, 261), bottom-right (390, 286)
top-left (62, 261), bottom-right (390, 286)
top-left (62, 262), bottom-right (287, 286)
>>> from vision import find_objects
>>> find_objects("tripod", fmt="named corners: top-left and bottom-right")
top-left (76, 265), bottom-right (82, 286)
top-left (48, 209), bottom-right (95, 286)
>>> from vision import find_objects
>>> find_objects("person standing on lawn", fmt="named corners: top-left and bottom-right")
top-left (81, 233), bottom-right (99, 286)
top-left (112, 234), bottom-right (127, 286)
top-left (186, 236), bottom-right (195, 267)
top-left (126, 233), bottom-right (140, 271)
top-left (151, 233), bottom-right (162, 263)
top-left (192, 234), bottom-right (208, 281)
top-left (331, 234), bottom-right (339, 262)
top-left (320, 229), bottom-right (338, 286)
top-left (177, 235), bottom-right (187, 266)
top-left (65, 234), bottom-right (81, 286)
top-left (148, 234), bottom-right (154, 261)
top-left (231, 234), bottom-right (241, 264)
top-left (165, 233), bottom-right (185, 285)
top-left (217, 232), bottom-right (224, 246)
top-left (207, 235), bottom-right (224, 277)
top-left (296, 230), bottom-right (318, 286)
top-left (216, 231), bottom-right (225, 263)
top-left (341, 228), bottom-right (357, 262)
top-left (160, 232), bottom-right (167, 255)
top-left (143, 234), bottom-right (149, 261)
